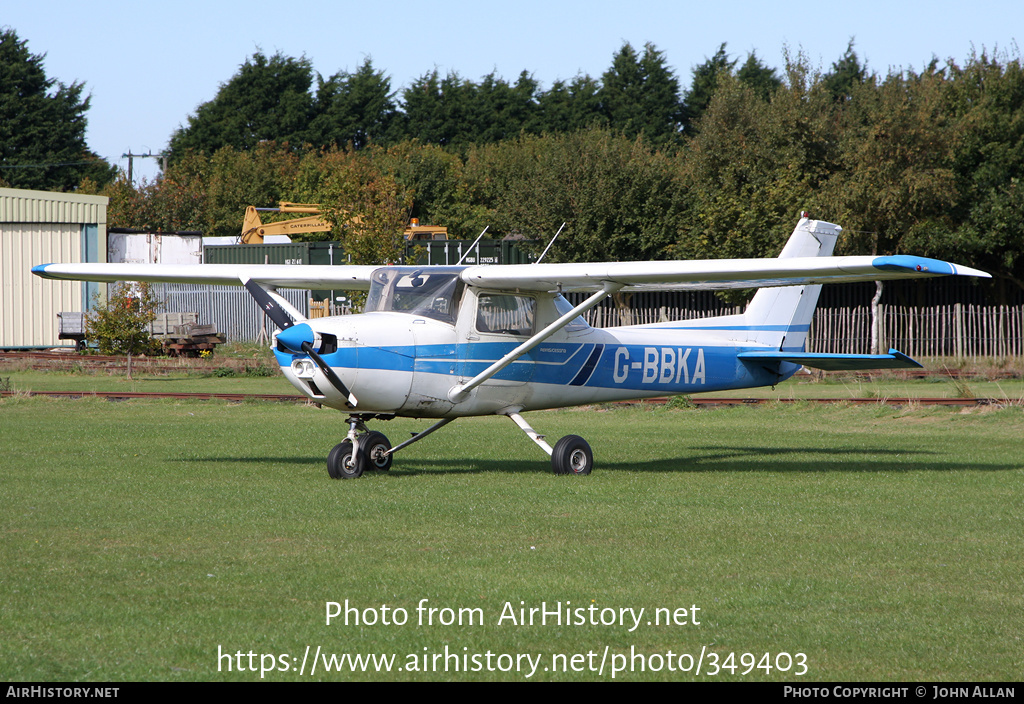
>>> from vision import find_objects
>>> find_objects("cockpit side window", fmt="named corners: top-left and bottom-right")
top-left (476, 294), bottom-right (535, 336)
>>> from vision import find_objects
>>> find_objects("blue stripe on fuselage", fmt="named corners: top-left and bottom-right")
top-left (569, 344), bottom-right (604, 386)
top-left (276, 341), bottom-right (790, 392)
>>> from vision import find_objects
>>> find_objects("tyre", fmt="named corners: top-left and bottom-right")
top-left (358, 431), bottom-right (393, 471)
top-left (327, 439), bottom-right (363, 479)
top-left (551, 435), bottom-right (593, 475)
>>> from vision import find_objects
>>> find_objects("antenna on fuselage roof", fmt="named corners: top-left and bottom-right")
top-left (455, 226), bottom-right (489, 266)
top-left (535, 222), bottom-right (566, 264)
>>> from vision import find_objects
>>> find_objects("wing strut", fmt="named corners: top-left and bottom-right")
top-left (447, 282), bottom-right (622, 404)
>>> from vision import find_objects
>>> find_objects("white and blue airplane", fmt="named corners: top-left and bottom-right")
top-left (33, 215), bottom-right (989, 478)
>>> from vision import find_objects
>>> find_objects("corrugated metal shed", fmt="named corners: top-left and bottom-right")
top-left (1, 187), bottom-right (108, 348)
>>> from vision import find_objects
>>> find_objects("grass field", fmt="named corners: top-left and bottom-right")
top-left (1, 394), bottom-right (1021, 681)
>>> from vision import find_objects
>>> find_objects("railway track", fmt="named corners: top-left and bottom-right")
top-left (0, 389), bottom-right (1009, 406)
top-left (0, 390), bottom-right (305, 402)
top-left (0, 350), bottom-right (266, 374)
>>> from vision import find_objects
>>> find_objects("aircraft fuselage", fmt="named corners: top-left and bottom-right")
top-left (275, 290), bottom-right (795, 417)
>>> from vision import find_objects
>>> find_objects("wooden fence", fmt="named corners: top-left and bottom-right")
top-left (809, 304), bottom-right (1024, 359)
top-left (311, 298), bottom-right (1024, 359)
top-left (583, 303), bottom-right (743, 328)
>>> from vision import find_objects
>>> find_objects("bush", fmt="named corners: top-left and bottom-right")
top-left (86, 283), bottom-right (161, 356)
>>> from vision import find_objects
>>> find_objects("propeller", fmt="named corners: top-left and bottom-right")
top-left (243, 278), bottom-right (295, 331)
top-left (243, 278), bottom-right (358, 408)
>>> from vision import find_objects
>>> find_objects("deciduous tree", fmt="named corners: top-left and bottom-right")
top-left (465, 129), bottom-right (682, 262)
top-left (86, 282), bottom-right (161, 371)
top-left (288, 148), bottom-right (411, 264)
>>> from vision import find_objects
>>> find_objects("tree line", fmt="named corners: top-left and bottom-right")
top-left (0, 28), bottom-right (115, 191)
top-left (164, 42), bottom-right (776, 156)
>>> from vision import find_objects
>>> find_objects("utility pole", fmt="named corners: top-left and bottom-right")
top-left (122, 150), bottom-right (168, 183)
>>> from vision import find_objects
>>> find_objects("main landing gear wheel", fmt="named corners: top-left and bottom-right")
top-left (551, 435), bottom-right (593, 475)
top-left (327, 439), bottom-right (363, 479)
top-left (359, 431), bottom-right (392, 472)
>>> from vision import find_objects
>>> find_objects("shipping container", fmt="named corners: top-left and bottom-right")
top-left (404, 238), bottom-right (537, 266)
top-left (203, 241), bottom-right (312, 266)
top-left (109, 230), bottom-right (202, 265)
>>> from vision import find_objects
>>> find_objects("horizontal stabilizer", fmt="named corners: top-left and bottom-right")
top-left (737, 349), bottom-right (922, 371)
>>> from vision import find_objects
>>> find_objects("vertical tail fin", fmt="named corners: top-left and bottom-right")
top-left (742, 216), bottom-right (842, 350)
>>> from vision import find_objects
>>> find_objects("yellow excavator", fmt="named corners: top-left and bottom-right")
top-left (240, 202), bottom-right (448, 243)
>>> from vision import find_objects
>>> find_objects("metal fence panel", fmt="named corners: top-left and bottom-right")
top-left (153, 284), bottom-right (309, 342)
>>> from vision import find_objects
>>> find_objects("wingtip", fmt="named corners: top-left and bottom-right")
top-left (954, 264), bottom-right (992, 279)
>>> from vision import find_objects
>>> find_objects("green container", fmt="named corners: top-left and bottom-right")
top-left (501, 239), bottom-right (538, 265)
top-left (407, 239), bottom-right (536, 266)
top-left (203, 242), bottom-right (312, 266)
top-left (308, 242), bottom-right (349, 266)
top-left (308, 242), bottom-right (354, 303)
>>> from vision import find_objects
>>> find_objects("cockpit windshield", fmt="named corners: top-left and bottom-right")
top-left (364, 269), bottom-right (464, 324)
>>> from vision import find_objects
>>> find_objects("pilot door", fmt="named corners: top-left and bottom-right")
top-left (455, 289), bottom-right (538, 389)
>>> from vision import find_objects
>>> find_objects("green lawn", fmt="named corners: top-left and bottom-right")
top-left (1, 397), bottom-right (1021, 681)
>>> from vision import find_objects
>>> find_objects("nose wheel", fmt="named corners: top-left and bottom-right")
top-left (327, 439), bottom-right (361, 479)
top-left (327, 417), bottom-right (393, 479)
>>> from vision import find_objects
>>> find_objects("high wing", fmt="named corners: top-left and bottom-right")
top-left (460, 255), bottom-right (990, 292)
top-left (33, 254), bottom-right (988, 292)
top-left (31, 263), bottom-right (380, 290)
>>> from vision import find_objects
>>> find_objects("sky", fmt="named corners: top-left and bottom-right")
top-left (5, 0), bottom-right (1023, 184)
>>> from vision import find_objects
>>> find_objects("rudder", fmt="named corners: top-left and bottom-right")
top-left (742, 216), bottom-right (842, 350)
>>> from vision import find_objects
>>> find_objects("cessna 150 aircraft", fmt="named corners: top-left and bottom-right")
top-left (33, 215), bottom-right (989, 478)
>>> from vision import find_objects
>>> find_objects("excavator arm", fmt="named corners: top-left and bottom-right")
top-left (238, 202), bottom-right (446, 244)
top-left (239, 203), bottom-right (332, 244)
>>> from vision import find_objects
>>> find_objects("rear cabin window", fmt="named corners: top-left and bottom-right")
top-left (553, 294), bottom-right (591, 332)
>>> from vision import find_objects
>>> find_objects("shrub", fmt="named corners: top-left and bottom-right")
top-left (86, 283), bottom-right (161, 356)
